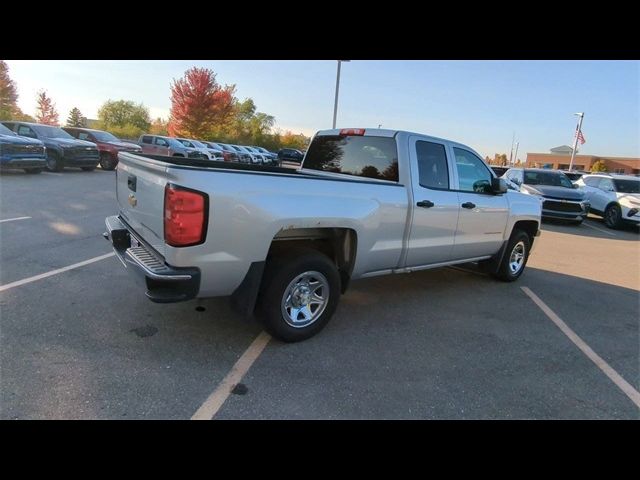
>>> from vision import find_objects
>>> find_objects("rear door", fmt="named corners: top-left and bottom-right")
top-left (405, 136), bottom-right (460, 266)
top-left (450, 147), bottom-right (509, 260)
top-left (140, 135), bottom-right (154, 154)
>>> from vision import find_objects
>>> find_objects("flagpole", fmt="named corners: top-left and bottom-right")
top-left (568, 112), bottom-right (584, 171)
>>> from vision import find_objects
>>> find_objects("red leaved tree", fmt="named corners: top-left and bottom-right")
top-left (35, 90), bottom-right (59, 125)
top-left (168, 67), bottom-right (235, 138)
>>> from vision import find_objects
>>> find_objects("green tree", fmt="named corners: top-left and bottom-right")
top-left (66, 107), bottom-right (85, 127)
top-left (150, 117), bottom-right (168, 136)
top-left (0, 60), bottom-right (19, 120)
top-left (591, 159), bottom-right (607, 172)
top-left (97, 100), bottom-right (150, 134)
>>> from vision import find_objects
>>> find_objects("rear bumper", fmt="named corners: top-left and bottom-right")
top-left (104, 215), bottom-right (200, 303)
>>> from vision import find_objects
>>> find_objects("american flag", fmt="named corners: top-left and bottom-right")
top-left (575, 127), bottom-right (586, 145)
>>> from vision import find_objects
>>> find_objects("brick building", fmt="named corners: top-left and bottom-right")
top-left (525, 145), bottom-right (640, 174)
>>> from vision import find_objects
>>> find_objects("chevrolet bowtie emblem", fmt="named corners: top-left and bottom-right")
top-left (128, 194), bottom-right (137, 207)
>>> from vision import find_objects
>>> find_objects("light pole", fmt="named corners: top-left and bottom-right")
top-left (513, 142), bottom-right (519, 166)
top-left (568, 112), bottom-right (584, 171)
top-left (332, 60), bottom-right (350, 129)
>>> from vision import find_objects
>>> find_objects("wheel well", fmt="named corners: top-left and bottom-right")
top-left (512, 220), bottom-right (539, 243)
top-left (268, 227), bottom-right (357, 294)
top-left (605, 201), bottom-right (620, 211)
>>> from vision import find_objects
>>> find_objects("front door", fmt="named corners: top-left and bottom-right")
top-left (405, 136), bottom-right (460, 267)
top-left (450, 147), bottom-right (509, 260)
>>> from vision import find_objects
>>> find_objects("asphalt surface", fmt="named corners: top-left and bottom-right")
top-left (1, 167), bottom-right (638, 419)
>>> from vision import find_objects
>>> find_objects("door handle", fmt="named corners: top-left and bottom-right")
top-left (461, 202), bottom-right (476, 209)
top-left (416, 200), bottom-right (435, 208)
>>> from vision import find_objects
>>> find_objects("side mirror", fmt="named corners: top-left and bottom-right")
top-left (492, 177), bottom-right (508, 194)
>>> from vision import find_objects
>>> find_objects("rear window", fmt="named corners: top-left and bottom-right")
top-left (141, 136), bottom-right (152, 144)
top-left (304, 135), bottom-right (399, 182)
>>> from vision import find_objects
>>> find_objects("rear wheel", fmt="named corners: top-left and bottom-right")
top-left (99, 152), bottom-right (117, 170)
top-left (46, 151), bottom-right (64, 172)
top-left (24, 168), bottom-right (43, 174)
top-left (257, 248), bottom-right (341, 342)
top-left (492, 230), bottom-right (531, 282)
top-left (604, 204), bottom-right (622, 229)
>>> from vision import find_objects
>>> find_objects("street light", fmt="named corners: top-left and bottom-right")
top-left (332, 60), bottom-right (350, 129)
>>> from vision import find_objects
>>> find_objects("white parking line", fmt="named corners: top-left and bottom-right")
top-left (521, 286), bottom-right (640, 409)
top-left (0, 216), bottom-right (32, 224)
top-left (582, 221), bottom-right (617, 236)
top-left (0, 252), bottom-right (115, 293)
top-left (191, 331), bottom-right (271, 420)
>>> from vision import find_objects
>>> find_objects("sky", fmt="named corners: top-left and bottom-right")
top-left (5, 60), bottom-right (639, 159)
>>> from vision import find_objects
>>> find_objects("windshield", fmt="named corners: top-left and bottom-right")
top-left (189, 140), bottom-right (206, 148)
top-left (34, 125), bottom-right (74, 139)
top-left (613, 179), bottom-right (640, 194)
top-left (524, 171), bottom-right (573, 188)
top-left (91, 131), bottom-right (119, 142)
top-left (0, 124), bottom-right (17, 136)
top-left (178, 139), bottom-right (193, 147)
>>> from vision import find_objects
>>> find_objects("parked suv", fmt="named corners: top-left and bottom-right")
top-left (503, 168), bottom-right (590, 224)
top-left (576, 174), bottom-right (640, 228)
top-left (63, 127), bottom-right (141, 170)
top-left (176, 138), bottom-right (223, 161)
top-left (138, 135), bottom-right (207, 159)
top-left (3, 121), bottom-right (99, 172)
top-left (252, 146), bottom-right (278, 165)
top-left (277, 148), bottom-right (304, 164)
top-left (0, 122), bottom-right (47, 173)
top-left (206, 142), bottom-right (239, 162)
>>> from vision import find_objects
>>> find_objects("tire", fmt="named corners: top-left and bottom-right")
top-left (24, 168), bottom-right (43, 174)
top-left (99, 152), bottom-right (117, 171)
top-left (46, 151), bottom-right (64, 172)
top-left (257, 248), bottom-right (341, 342)
top-left (81, 166), bottom-right (96, 171)
top-left (604, 204), bottom-right (622, 229)
top-left (492, 230), bottom-right (531, 282)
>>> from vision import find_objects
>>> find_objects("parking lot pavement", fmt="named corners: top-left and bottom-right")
top-left (1, 169), bottom-right (638, 419)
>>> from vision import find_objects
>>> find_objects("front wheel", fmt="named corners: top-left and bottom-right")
top-left (492, 230), bottom-right (531, 282)
top-left (46, 151), bottom-right (64, 172)
top-left (604, 204), bottom-right (622, 229)
top-left (257, 248), bottom-right (341, 342)
top-left (99, 152), bottom-right (117, 170)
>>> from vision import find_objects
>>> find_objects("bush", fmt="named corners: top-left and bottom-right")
top-left (591, 160), bottom-right (607, 172)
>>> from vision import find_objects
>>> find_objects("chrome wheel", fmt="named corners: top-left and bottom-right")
top-left (281, 271), bottom-right (330, 328)
top-left (508, 241), bottom-right (526, 274)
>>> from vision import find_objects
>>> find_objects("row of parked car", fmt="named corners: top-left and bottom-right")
top-left (0, 121), bottom-right (307, 173)
top-left (491, 165), bottom-right (640, 229)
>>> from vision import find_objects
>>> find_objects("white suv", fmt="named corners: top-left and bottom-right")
top-left (575, 174), bottom-right (640, 228)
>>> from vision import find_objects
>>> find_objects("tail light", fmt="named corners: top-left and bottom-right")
top-left (339, 128), bottom-right (366, 136)
top-left (164, 184), bottom-right (208, 247)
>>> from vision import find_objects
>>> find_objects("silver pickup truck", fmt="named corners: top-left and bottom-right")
top-left (105, 128), bottom-right (541, 342)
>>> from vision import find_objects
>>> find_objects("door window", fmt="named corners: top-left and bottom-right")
top-left (17, 125), bottom-right (37, 138)
top-left (415, 141), bottom-right (449, 189)
top-left (154, 137), bottom-right (169, 147)
top-left (453, 148), bottom-right (493, 194)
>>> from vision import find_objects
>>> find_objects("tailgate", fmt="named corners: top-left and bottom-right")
top-left (116, 152), bottom-right (168, 257)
